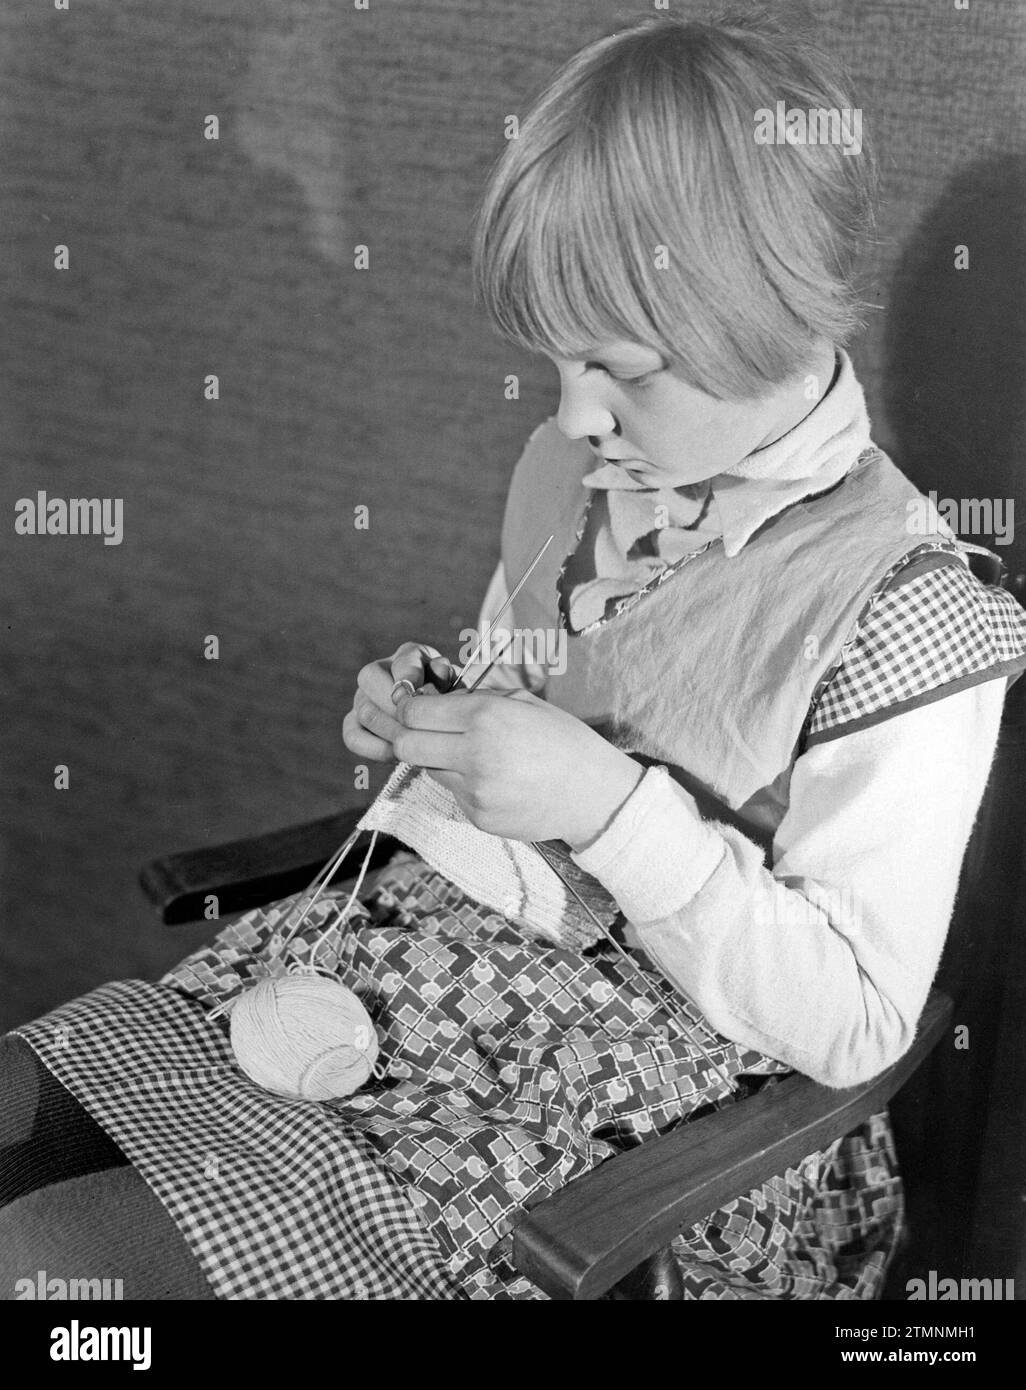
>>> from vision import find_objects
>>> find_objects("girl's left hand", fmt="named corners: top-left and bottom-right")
top-left (391, 687), bottom-right (644, 849)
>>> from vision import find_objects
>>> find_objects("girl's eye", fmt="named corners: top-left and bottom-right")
top-left (576, 360), bottom-right (660, 388)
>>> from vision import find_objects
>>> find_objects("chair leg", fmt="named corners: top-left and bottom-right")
top-left (604, 1245), bottom-right (685, 1300)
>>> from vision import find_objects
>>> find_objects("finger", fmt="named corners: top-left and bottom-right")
top-left (410, 657), bottom-right (454, 700)
top-left (392, 725), bottom-right (469, 773)
top-left (343, 726), bottom-right (395, 762)
top-left (390, 678), bottom-right (418, 705)
top-left (354, 692), bottom-right (404, 746)
top-left (396, 689), bottom-right (485, 733)
top-left (357, 658), bottom-right (406, 714)
top-left (389, 643), bottom-right (443, 694)
top-left (342, 708), bottom-right (396, 763)
top-left (426, 655), bottom-right (455, 691)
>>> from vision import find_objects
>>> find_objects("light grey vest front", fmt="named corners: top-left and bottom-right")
top-left (501, 418), bottom-right (970, 853)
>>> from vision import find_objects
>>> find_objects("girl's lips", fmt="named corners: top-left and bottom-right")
top-left (605, 458), bottom-right (656, 481)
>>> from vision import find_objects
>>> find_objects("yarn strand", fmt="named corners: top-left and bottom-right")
top-left (307, 829), bottom-right (381, 972)
top-left (272, 824), bottom-right (366, 957)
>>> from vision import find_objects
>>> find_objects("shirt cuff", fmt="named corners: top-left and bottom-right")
top-left (568, 765), bottom-right (727, 923)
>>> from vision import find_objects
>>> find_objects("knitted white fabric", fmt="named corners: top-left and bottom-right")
top-left (357, 762), bottom-right (617, 948)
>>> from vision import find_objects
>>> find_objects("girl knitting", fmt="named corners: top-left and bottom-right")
top-left (3, 10), bottom-right (1025, 1301)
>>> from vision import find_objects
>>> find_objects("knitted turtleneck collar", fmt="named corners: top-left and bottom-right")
top-left (567, 349), bottom-right (873, 630)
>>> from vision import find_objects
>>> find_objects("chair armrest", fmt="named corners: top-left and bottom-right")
top-left (139, 808), bottom-right (398, 924)
top-left (512, 990), bottom-right (952, 1300)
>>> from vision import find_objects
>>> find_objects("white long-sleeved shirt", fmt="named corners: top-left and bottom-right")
top-left (466, 559), bottom-right (1007, 1089)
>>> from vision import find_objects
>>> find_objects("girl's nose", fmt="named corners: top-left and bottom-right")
top-left (588, 426), bottom-right (621, 448)
top-left (556, 388), bottom-right (621, 444)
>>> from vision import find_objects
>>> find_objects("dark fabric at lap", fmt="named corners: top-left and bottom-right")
top-left (0, 1034), bottom-right (128, 1207)
top-left (0, 1035), bottom-right (216, 1300)
top-left (0, 1165), bottom-right (217, 1300)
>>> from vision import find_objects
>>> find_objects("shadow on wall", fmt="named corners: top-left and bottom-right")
top-left (884, 155), bottom-right (1026, 578)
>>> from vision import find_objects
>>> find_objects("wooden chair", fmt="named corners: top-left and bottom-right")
top-left (139, 557), bottom-right (1026, 1299)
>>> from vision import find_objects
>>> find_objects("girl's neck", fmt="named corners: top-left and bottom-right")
top-left (750, 343), bottom-right (840, 456)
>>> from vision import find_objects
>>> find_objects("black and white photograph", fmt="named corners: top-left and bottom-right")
top-left (1, 0), bottom-right (1023, 1355)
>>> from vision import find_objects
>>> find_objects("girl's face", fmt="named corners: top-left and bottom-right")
top-left (547, 339), bottom-right (829, 486)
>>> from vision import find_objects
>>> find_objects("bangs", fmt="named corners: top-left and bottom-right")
top-left (472, 116), bottom-right (670, 369)
top-left (470, 12), bottom-right (876, 401)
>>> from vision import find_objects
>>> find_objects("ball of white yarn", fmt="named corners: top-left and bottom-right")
top-left (229, 975), bottom-right (379, 1101)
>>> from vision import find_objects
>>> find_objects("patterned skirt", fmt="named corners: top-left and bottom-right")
top-left (12, 853), bottom-right (903, 1300)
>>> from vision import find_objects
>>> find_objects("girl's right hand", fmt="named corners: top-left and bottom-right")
top-left (342, 641), bottom-right (455, 762)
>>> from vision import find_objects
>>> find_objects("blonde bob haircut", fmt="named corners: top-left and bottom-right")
top-left (471, 9), bottom-right (877, 401)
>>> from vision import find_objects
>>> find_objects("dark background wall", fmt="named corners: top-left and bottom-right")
top-left (1, 0), bottom-right (1023, 1094)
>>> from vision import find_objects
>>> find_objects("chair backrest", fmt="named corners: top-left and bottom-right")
top-left (887, 558), bottom-right (1026, 1285)
top-left (936, 556), bottom-right (1026, 992)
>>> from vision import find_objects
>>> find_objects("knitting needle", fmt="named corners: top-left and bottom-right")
top-left (395, 633), bottom-right (515, 701)
top-left (389, 534), bottom-right (553, 704)
top-left (448, 534), bottom-right (554, 690)
top-left (464, 631), bottom-right (514, 692)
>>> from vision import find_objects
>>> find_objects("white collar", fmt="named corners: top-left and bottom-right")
top-left (579, 349), bottom-right (872, 560)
